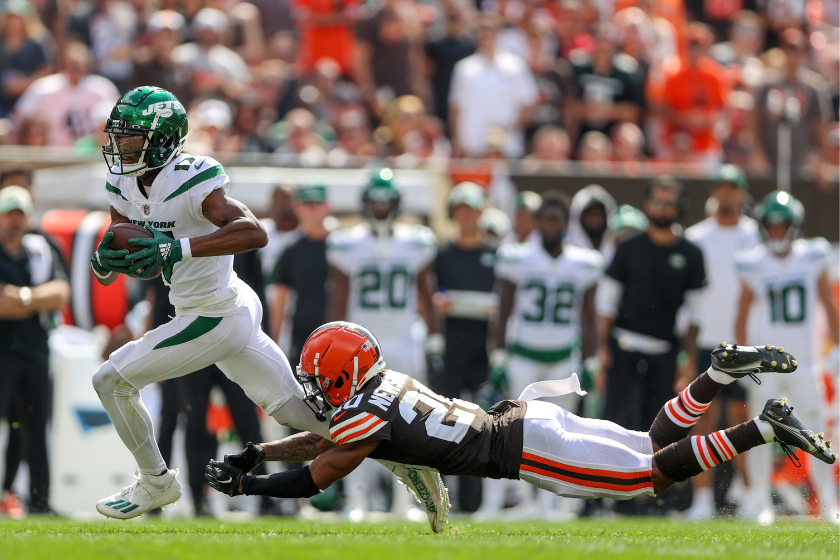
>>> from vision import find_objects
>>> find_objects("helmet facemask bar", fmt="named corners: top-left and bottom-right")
top-left (761, 217), bottom-right (799, 255)
top-left (102, 113), bottom-right (186, 177)
top-left (294, 364), bottom-right (332, 422)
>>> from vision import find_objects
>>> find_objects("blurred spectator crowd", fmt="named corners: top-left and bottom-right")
top-left (0, 0), bottom-right (837, 186)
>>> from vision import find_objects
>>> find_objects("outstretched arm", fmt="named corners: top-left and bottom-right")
top-left (263, 432), bottom-right (336, 462)
top-left (308, 440), bottom-right (380, 489)
top-left (207, 440), bottom-right (379, 497)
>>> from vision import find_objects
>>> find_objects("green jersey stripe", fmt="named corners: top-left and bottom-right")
top-left (163, 166), bottom-right (225, 201)
top-left (153, 316), bottom-right (223, 350)
top-left (106, 182), bottom-right (128, 201)
top-left (509, 340), bottom-right (580, 364)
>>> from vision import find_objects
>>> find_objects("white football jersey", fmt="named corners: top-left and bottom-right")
top-left (326, 223), bottom-right (436, 337)
top-left (105, 153), bottom-right (242, 317)
top-left (686, 216), bottom-right (762, 349)
top-left (736, 238), bottom-right (832, 360)
top-left (495, 242), bottom-right (603, 352)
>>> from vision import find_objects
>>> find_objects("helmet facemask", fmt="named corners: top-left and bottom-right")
top-left (102, 108), bottom-right (187, 177)
top-left (761, 218), bottom-right (798, 255)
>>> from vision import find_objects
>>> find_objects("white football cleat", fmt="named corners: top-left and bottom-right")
top-left (381, 461), bottom-right (450, 533)
top-left (96, 469), bottom-right (181, 519)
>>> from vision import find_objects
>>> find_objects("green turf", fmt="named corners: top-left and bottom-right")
top-left (0, 517), bottom-right (836, 560)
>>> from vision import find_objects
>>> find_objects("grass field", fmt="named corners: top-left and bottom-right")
top-left (0, 517), bottom-right (837, 560)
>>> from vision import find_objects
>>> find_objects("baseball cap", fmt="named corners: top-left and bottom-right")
top-left (0, 185), bottom-right (33, 215)
top-left (296, 185), bottom-right (327, 204)
top-left (147, 10), bottom-right (186, 34)
top-left (713, 164), bottom-right (748, 191)
top-left (449, 182), bottom-right (485, 210)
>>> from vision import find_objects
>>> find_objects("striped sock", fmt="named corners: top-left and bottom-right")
top-left (649, 372), bottom-right (723, 448)
top-left (654, 420), bottom-right (766, 483)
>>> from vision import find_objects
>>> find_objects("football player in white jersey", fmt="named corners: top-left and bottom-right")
top-left (326, 167), bottom-right (438, 518)
top-left (683, 165), bottom-right (761, 519)
top-left (735, 190), bottom-right (840, 523)
top-left (485, 192), bottom-right (602, 518)
top-left (89, 88), bottom-right (449, 527)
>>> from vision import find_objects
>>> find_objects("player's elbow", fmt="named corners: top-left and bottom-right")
top-left (246, 219), bottom-right (268, 250)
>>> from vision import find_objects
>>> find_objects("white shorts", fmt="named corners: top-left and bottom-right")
top-left (109, 280), bottom-right (302, 417)
top-left (518, 400), bottom-right (655, 500)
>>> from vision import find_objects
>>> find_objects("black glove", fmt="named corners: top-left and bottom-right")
top-left (224, 442), bottom-right (265, 473)
top-left (205, 460), bottom-right (245, 496)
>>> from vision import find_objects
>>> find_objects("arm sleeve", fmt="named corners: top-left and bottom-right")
top-left (605, 242), bottom-right (626, 282)
top-left (241, 465), bottom-right (321, 498)
top-left (274, 246), bottom-right (293, 287)
top-left (329, 410), bottom-right (390, 445)
top-left (104, 177), bottom-right (130, 217)
top-left (413, 227), bottom-right (437, 270)
top-left (494, 244), bottom-right (524, 283)
top-left (683, 288), bottom-right (704, 325)
top-left (686, 246), bottom-right (707, 291)
top-left (596, 276), bottom-right (624, 319)
top-left (49, 243), bottom-right (69, 283)
top-left (188, 160), bottom-right (229, 221)
top-left (325, 232), bottom-right (356, 275)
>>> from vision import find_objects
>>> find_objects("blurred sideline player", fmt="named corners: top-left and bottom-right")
top-left (683, 165), bottom-right (761, 519)
top-left (89, 88), bottom-right (448, 525)
top-left (735, 191), bottom-right (840, 523)
top-left (485, 192), bottom-right (602, 518)
top-left (205, 322), bottom-right (836, 534)
top-left (326, 168), bottom-right (438, 519)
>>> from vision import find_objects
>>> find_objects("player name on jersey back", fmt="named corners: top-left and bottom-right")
top-left (328, 371), bottom-right (527, 479)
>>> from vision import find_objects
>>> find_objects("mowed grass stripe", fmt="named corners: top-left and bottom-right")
top-left (0, 518), bottom-right (836, 560)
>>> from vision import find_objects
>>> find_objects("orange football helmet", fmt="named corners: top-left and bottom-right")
top-left (295, 322), bottom-right (386, 420)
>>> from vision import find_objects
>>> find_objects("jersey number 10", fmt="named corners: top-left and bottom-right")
top-left (767, 283), bottom-right (806, 324)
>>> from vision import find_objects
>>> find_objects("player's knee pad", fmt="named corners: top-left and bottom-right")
top-left (92, 361), bottom-right (137, 399)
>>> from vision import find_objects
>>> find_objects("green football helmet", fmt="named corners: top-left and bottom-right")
top-left (102, 86), bottom-right (188, 177)
top-left (362, 167), bottom-right (401, 228)
top-left (754, 190), bottom-right (804, 254)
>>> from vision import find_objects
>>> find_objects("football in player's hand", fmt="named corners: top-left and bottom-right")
top-left (108, 223), bottom-right (161, 280)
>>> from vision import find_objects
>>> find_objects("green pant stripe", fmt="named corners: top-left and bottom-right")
top-left (509, 341), bottom-right (579, 363)
top-left (153, 316), bottom-right (223, 350)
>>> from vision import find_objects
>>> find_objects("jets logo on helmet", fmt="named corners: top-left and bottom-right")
top-left (102, 86), bottom-right (189, 177)
top-left (755, 190), bottom-right (804, 255)
top-left (295, 322), bottom-right (386, 421)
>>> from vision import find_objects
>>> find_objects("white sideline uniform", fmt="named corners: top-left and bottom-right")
top-left (519, 400), bottom-right (655, 500)
top-left (735, 238), bottom-right (837, 516)
top-left (326, 223), bottom-right (436, 513)
top-left (495, 242), bottom-right (603, 405)
top-left (326, 223), bottom-right (436, 380)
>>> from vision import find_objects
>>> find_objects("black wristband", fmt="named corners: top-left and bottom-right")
top-left (241, 465), bottom-right (321, 498)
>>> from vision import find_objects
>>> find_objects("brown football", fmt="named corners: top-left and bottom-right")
top-left (107, 223), bottom-right (161, 280)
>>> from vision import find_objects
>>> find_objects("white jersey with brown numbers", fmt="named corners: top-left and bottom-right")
top-left (736, 238), bottom-right (832, 361)
top-left (327, 370), bottom-right (527, 478)
top-left (326, 224), bottom-right (436, 335)
top-left (104, 153), bottom-right (242, 317)
top-left (495, 241), bottom-right (603, 354)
